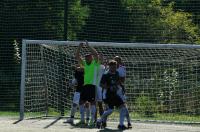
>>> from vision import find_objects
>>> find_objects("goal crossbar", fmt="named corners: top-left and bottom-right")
top-left (22, 39), bottom-right (200, 49)
top-left (20, 39), bottom-right (200, 123)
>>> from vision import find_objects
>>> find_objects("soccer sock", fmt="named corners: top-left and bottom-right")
top-left (90, 105), bottom-right (96, 122)
top-left (85, 107), bottom-right (90, 121)
top-left (102, 116), bottom-right (107, 123)
top-left (70, 103), bottom-right (78, 118)
top-left (94, 109), bottom-right (97, 122)
top-left (102, 104), bottom-right (109, 123)
top-left (99, 108), bottom-right (113, 122)
top-left (98, 102), bottom-right (104, 116)
top-left (119, 106), bottom-right (126, 126)
top-left (125, 107), bottom-right (131, 123)
top-left (79, 104), bottom-right (85, 122)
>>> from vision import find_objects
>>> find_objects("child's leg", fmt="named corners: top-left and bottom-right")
top-left (64, 103), bottom-right (78, 123)
top-left (98, 108), bottom-right (113, 122)
top-left (85, 102), bottom-right (90, 123)
top-left (65, 92), bottom-right (80, 123)
top-left (102, 104), bottom-right (108, 123)
top-left (90, 101), bottom-right (96, 123)
top-left (98, 101), bottom-right (104, 116)
top-left (79, 101), bottom-right (85, 122)
top-left (117, 87), bottom-right (131, 125)
top-left (96, 106), bottom-right (113, 129)
top-left (70, 103), bottom-right (78, 118)
top-left (70, 92), bottom-right (80, 118)
top-left (95, 101), bottom-right (104, 122)
top-left (119, 105), bottom-right (126, 126)
top-left (97, 86), bottom-right (104, 117)
top-left (125, 104), bottom-right (131, 124)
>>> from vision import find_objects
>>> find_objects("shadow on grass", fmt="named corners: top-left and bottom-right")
top-left (13, 119), bottom-right (23, 124)
top-left (63, 121), bottom-right (124, 132)
top-left (43, 117), bottom-right (62, 129)
top-left (98, 128), bottom-right (124, 132)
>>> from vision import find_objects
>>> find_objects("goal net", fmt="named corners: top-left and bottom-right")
top-left (20, 39), bottom-right (200, 123)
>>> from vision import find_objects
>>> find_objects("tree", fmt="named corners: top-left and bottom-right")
top-left (0, 0), bottom-right (89, 110)
top-left (164, 0), bottom-right (200, 25)
top-left (78, 0), bottom-right (131, 42)
top-left (67, 0), bottom-right (89, 40)
top-left (122, 0), bottom-right (200, 43)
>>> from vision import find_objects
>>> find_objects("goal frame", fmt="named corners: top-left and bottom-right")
top-left (20, 39), bottom-right (200, 120)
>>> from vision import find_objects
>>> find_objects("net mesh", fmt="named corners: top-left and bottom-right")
top-left (22, 40), bottom-right (200, 122)
top-left (1, 0), bottom-right (200, 121)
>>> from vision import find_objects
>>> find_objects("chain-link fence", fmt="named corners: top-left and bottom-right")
top-left (0, 0), bottom-right (200, 116)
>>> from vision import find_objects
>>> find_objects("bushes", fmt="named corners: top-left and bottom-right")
top-left (135, 93), bottom-right (157, 117)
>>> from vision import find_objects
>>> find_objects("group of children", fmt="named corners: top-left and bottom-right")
top-left (64, 41), bottom-right (132, 130)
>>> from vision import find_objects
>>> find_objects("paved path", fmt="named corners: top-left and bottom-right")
top-left (0, 118), bottom-right (200, 132)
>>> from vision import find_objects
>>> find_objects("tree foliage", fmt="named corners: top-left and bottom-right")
top-left (68, 0), bottom-right (89, 40)
top-left (121, 0), bottom-right (200, 43)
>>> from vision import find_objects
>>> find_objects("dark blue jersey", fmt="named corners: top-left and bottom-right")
top-left (101, 71), bottom-right (120, 93)
top-left (101, 71), bottom-right (123, 107)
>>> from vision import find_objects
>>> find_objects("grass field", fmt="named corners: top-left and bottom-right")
top-left (1, 111), bottom-right (200, 123)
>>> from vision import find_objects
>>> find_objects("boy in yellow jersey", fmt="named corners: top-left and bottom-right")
top-left (76, 41), bottom-right (99, 127)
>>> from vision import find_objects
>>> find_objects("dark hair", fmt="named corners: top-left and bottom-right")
top-left (114, 56), bottom-right (121, 61)
top-left (108, 60), bottom-right (117, 66)
top-left (85, 54), bottom-right (92, 57)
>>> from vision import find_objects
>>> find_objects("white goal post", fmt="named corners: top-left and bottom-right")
top-left (20, 39), bottom-right (200, 122)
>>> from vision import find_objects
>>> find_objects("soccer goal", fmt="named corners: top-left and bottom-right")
top-left (20, 39), bottom-right (200, 123)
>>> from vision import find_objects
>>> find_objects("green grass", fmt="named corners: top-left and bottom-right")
top-left (130, 113), bottom-right (200, 123)
top-left (108, 111), bottom-right (200, 123)
top-left (0, 111), bottom-right (19, 117)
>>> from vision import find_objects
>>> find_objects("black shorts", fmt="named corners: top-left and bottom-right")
top-left (105, 93), bottom-right (124, 109)
top-left (80, 84), bottom-right (96, 102)
top-left (75, 85), bottom-right (82, 93)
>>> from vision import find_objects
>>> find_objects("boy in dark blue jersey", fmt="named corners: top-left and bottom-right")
top-left (96, 60), bottom-right (127, 130)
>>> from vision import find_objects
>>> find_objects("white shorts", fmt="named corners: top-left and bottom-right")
top-left (73, 92), bottom-right (80, 105)
top-left (96, 86), bottom-right (103, 102)
top-left (117, 85), bottom-right (127, 102)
